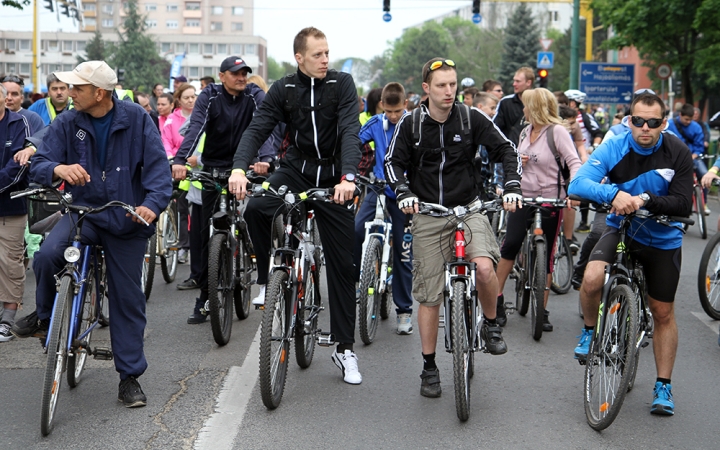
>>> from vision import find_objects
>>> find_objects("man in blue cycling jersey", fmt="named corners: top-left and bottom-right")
top-left (568, 92), bottom-right (693, 416)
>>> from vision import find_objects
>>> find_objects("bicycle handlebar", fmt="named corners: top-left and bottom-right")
top-left (568, 194), bottom-right (693, 226)
top-left (356, 174), bottom-right (388, 189)
top-left (417, 198), bottom-right (500, 217)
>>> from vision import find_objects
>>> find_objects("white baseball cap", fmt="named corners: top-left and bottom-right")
top-left (55, 61), bottom-right (118, 91)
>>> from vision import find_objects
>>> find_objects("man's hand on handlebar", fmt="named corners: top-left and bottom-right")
top-left (610, 191), bottom-right (644, 215)
top-left (250, 162), bottom-right (270, 176)
top-left (172, 164), bottom-right (188, 181)
top-left (128, 205), bottom-right (155, 225)
top-left (229, 171), bottom-right (250, 200)
top-left (54, 164), bottom-right (91, 186)
top-left (701, 171), bottom-right (719, 189)
top-left (333, 180), bottom-right (356, 204)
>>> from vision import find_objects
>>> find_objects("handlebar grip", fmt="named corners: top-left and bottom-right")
top-left (671, 216), bottom-right (695, 225)
top-left (328, 187), bottom-right (335, 197)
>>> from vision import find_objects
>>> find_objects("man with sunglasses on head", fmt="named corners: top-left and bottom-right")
top-left (568, 92), bottom-right (693, 417)
top-left (2, 75), bottom-right (44, 134)
top-left (385, 57), bottom-right (522, 398)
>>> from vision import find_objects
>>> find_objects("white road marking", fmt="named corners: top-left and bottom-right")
top-left (194, 324), bottom-right (261, 450)
top-left (690, 311), bottom-right (720, 334)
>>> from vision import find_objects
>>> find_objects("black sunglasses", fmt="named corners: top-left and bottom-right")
top-left (631, 116), bottom-right (664, 129)
top-left (1, 75), bottom-right (24, 86)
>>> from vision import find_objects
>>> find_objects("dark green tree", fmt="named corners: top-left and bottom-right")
top-left (368, 53), bottom-right (389, 89)
top-left (548, 15), bottom-right (606, 92)
top-left (498, 4), bottom-right (541, 90)
top-left (384, 21), bottom-right (451, 93)
top-left (266, 56), bottom-right (285, 82)
top-left (78, 30), bottom-right (110, 64)
top-left (442, 17), bottom-right (505, 88)
top-left (110, 0), bottom-right (169, 91)
top-left (2, 0), bottom-right (30, 9)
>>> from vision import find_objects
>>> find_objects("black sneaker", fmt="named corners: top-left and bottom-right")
top-left (11, 311), bottom-right (49, 339)
top-left (568, 236), bottom-right (579, 255)
top-left (496, 294), bottom-right (507, 327)
top-left (177, 278), bottom-right (199, 290)
top-left (575, 223), bottom-right (591, 233)
top-left (187, 298), bottom-right (208, 324)
top-left (481, 322), bottom-right (508, 355)
top-left (118, 376), bottom-right (147, 408)
top-left (420, 368), bottom-right (441, 398)
top-left (543, 310), bottom-right (554, 332)
top-left (571, 270), bottom-right (583, 291)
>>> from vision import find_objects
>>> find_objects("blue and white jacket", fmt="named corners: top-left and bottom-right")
top-left (359, 113), bottom-right (400, 199)
top-left (568, 131), bottom-right (693, 249)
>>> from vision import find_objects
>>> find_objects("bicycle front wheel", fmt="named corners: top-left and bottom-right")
top-left (359, 237), bottom-right (382, 345)
top-left (41, 275), bottom-right (72, 436)
top-left (208, 233), bottom-right (234, 346)
top-left (451, 280), bottom-right (471, 422)
top-left (259, 270), bottom-right (291, 409)
top-left (295, 263), bottom-right (321, 368)
top-left (67, 263), bottom-right (99, 388)
top-left (695, 185), bottom-right (707, 239)
top-left (234, 236), bottom-right (252, 320)
top-left (698, 232), bottom-right (720, 319)
top-left (584, 283), bottom-right (638, 431)
top-left (551, 235), bottom-right (573, 294)
top-left (160, 202), bottom-right (179, 283)
top-left (141, 235), bottom-right (156, 301)
top-left (530, 241), bottom-right (546, 341)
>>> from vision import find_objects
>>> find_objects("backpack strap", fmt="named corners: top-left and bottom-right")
top-left (546, 125), bottom-right (565, 198)
top-left (412, 108), bottom-right (422, 146)
top-left (283, 73), bottom-right (297, 114)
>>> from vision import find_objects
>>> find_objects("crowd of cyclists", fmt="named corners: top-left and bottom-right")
top-left (1, 25), bottom-right (719, 421)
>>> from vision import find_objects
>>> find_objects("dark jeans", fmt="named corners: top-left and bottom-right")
top-left (177, 191), bottom-right (190, 249)
top-left (188, 201), bottom-right (202, 281)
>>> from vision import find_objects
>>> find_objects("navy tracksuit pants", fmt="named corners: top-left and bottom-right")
top-left (33, 214), bottom-right (149, 380)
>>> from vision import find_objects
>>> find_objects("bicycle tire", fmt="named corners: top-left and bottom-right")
top-left (234, 237), bottom-right (252, 320)
top-left (551, 235), bottom-right (573, 294)
top-left (259, 270), bottom-right (291, 409)
top-left (695, 185), bottom-right (707, 239)
top-left (515, 246), bottom-right (530, 316)
top-left (295, 262), bottom-right (321, 368)
top-left (67, 261), bottom-right (99, 388)
top-left (271, 214), bottom-right (284, 255)
top-left (160, 201), bottom-right (179, 283)
top-left (99, 255), bottom-right (110, 327)
top-left (141, 235), bottom-right (156, 301)
top-left (359, 237), bottom-right (382, 345)
top-left (451, 280), bottom-right (471, 422)
top-left (530, 240), bottom-right (546, 341)
top-left (584, 283), bottom-right (638, 431)
top-left (41, 275), bottom-right (72, 436)
top-left (494, 209), bottom-right (507, 247)
top-left (380, 247), bottom-right (393, 320)
top-left (697, 231), bottom-right (720, 319)
top-left (208, 233), bottom-right (234, 345)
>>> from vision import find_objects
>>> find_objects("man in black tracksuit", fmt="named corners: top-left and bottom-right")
top-left (493, 66), bottom-right (534, 145)
top-left (172, 56), bottom-right (275, 323)
top-left (229, 28), bottom-right (363, 384)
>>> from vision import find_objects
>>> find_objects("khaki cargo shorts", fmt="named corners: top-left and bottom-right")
top-left (411, 211), bottom-right (499, 307)
top-left (0, 215), bottom-right (27, 305)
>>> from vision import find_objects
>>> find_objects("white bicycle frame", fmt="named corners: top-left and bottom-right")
top-left (359, 189), bottom-right (393, 296)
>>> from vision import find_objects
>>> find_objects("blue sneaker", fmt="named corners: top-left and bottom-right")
top-left (574, 328), bottom-right (593, 360)
top-left (651, 382), bottom-right (674, 415)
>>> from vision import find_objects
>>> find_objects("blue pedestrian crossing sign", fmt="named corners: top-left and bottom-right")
top-left (537, 52), bottom-right (554, 69)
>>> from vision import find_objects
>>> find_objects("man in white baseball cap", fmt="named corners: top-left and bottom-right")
top-left (54, 60), bottom-right (118, 92)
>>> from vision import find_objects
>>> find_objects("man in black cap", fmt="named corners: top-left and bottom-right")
top-left (172, 56), bottom-right (277, 323)
top-left (172, 75), bottom-right (188, 92)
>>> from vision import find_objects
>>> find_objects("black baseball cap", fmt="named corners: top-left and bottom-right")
top-left (220, 56), bottom-right (252, 73)
top-left (172, 75), bottom-right (188, 82)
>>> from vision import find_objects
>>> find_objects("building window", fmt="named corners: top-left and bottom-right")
top-left (245, 44), bottom-right (256, 54)
top-left (145, 3), bottom-right (157, 11)
top-left (210, 22), bottom-right (222, 31)
top-left (231, 43), bottom-right (243, 55)
top-left (549, 11), bottom-right (558, 22)
top-left (5, 40), bottom-right (16, 51)
top-left (189, 43), bottom-right (199, 54)
top-left (6, 63), bottom-right (16, 73)
top-left (77, 41), bottom-right (86, 52)
top-left (63, 40), bottom-right (73, 51)
top-left (217, 43), bottom-right (227, 54)
top-left (102, 19), bottom-right (114, 27)
top-left (185, 2), bottom-right (200, 10)
top-left (102, 4), bottom-right (113, 13)
top-left (189, 67), bottom-right (199, 78)
top-left (49, 63), bottom-right (61, 73)
top-left (161, 42), bottom-right (173, 53)
top-left (146, 20), bottom-right (157, 28)
top-left (232, 6), bottom-right (243, 15)
top-left (83, 3), bottom-right (95, 11)
top-left (20, 39), bottom-right (31, 51)
top-left (185, 19), bottom-right (200, 27)
top-left (231, 22), bottom-right (242, 31)
top-left (84, 18), bottom-right (97, 27)
top-left (166, 20), bottom-right (178, 29)
top-left (20, 63), bottom-right (31, 74)
top-left (122, 2), bottom-right (130, 9)
top-left (48, 40), bottom-right (59, 51)
top-left (211, 6), bottom-right (223, 14)
top-left (203, 66), bottom-right (214, 76)
top-left (203, 43), bottom-right (213, 54)
top-left (62, 64), bottom-right (73, 71)
top-left (166, 3), bottom-right (178, 11)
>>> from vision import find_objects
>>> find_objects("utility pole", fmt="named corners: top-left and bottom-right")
top-left (33, 0), bottom-right (41, 93)
top-left (569, 0), bottom-right (579, 89)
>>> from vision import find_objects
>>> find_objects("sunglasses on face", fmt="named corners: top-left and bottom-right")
top-left (1, 75), bottom-right (24, 86)
top-left (631, 116), bottom-right (663, 129)
top-left (424, 59), bottom-right (455, 82)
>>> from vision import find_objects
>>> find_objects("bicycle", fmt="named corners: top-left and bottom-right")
top-left (252, 184), bottom-right (331, 409)
top-left (10, 185), bottom-right (147, 436)
top-left (417, 198), bottom-right (499, 422)
top-left (688, 154), bottom-right (714, 239)
top-left (551, 227), bottom-right (574, 294)
top-left (187, 169), bottom-right (257, 346)
top-left (140, 186), bottom-right (181, 300)
top-left (356, 174), bottom-right (394, 344)
top-left (570, 200), bottom-right (693, 430)
top-left (697, 178), bottom-right (720, 319)
top-left (507, 197), bottom-right (567, 341)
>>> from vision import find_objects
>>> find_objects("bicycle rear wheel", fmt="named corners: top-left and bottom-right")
top-left (208, 233), bottom-right (234, 346)
top-left (698, 232), bottom-right (720, 319)
top-left (41, 275), bottom-right (72, 436)
top-left (160, 202), bottom-right (179, 283)
top-left (530, 241), bottom-right (546, 341)
top-left (259, 270), bottom-right (291, 409)
top-left (295, 263), bottom-right (321, 368)
top-left (141, 235), bottom-right (156, 301)
top-left (695, 185), bottom-right (707, 239)
top-left (359, 237), bottom-right (382, 344)
top-left (234, 236), bottom-right (252, 320)
top-left (551, 235), bottom-right (573, 294)
top-left (584, 283), bottom-right (638, 431)
top-left (67, 262), bottom-right (99, 388)
top-left (451, 280), bottom-right (471, 422)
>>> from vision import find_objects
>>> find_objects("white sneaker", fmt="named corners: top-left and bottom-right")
top-left (0, 323), bottom-right (15, 342)
top-left (252, 285), bottom-right (266, 306)
top-left (705, 206), bottom-right (711, 216)
top-left (331, 349), bottom-right (362, 384)
top-left (396, 313), bottom-right (413, 335)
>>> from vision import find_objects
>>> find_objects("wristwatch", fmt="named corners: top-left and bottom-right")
top-left (341, 174), bottom-right (356, 182)
top-left (639, 192), bottom-right (650, 206)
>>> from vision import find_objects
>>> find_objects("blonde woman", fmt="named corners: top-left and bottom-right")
top-left (495, 88), bottom-right (582, 331)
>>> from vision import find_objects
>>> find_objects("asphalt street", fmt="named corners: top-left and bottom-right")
top-left (0, 209), bottom-right (718, 449)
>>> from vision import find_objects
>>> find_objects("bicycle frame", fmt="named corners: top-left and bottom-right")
top-left (359, 186), bottom-right (393, 297)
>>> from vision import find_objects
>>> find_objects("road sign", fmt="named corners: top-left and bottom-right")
top-left (656, 63), bottom-right (672, 80)
top-left (540, 38), bottom-right (553, 51)
top-left (579, 62), bottom-right (635, 104)
top-left (537, 52), bottom-right (554, 69)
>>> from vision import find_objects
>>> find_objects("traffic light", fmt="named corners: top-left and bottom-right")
top-left (117, 69), bottom-right (126, 83)
top-left (43, 0), bottom-right (54, 12)
top-left (60, 1), bottom-right (70, 17)
top-left (383, 0), bottom-right (390, 12)
top-left (472, 0), bottom-right (480, 14)
top-left (674, 78), bottom-right (682, 96)
top-left (538, 69), bottom-right (549, 88)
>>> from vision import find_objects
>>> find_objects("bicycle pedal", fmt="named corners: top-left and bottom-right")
top-left (641, 341), bottom-right (650, 348)
top-left (316, 331), bottom-right (335, 347)
top-left (92, 347), bottom-right (114, 361)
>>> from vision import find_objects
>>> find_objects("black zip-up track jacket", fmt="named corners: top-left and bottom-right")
top-left (385, 102), bottom-right (522, 207)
